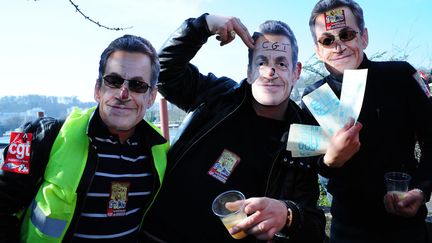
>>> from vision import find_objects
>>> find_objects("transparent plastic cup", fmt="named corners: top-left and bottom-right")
top-left (384, 172), bottom-right (411, 199)
top-left (212, 190), bottom-right (247, 239)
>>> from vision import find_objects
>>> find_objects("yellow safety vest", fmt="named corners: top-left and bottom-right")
top-left (20, 106), bottom-right (168, 242)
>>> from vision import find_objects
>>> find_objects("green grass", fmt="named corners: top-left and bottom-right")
top-left (318, 182), bottom-right (331, 207)
top-left (318, 180), bottom-right (331, 239)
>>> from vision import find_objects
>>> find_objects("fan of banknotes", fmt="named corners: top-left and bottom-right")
top-left (287, 69), bottom-right (368, 157)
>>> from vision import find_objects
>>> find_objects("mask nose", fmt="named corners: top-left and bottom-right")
top-left (260, 66), bottom-right (276, 78)
top-left (119, 81), bottom-right (130, 100)
top-left (333, 41), bottom-right (344, 51)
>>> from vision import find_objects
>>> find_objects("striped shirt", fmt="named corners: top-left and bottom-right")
top-left (71, 115), bottom-right (155, 242)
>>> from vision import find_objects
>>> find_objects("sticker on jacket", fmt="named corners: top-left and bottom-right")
top-left (107, 181), bottom-right (130, 217)
top-left (208, 149), bottom-right (241, 183)
top-left (2, 132), bottom-right (32, 174)
top-left (413, 71), bottom-right (431, 97)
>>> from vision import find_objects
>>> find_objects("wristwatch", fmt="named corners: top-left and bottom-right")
top-left (285, 206), bottom-right (293, 228)
top-left (274, 200), bottom-right (294, 240)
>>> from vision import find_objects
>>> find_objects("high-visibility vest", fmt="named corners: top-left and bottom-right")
top-left (20, 106), bottom-right (168, 242)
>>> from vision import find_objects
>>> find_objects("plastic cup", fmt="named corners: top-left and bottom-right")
top-left (212, 190), bottom-right (247, 239)
top-left (384, 172), bottom-right (411, 199)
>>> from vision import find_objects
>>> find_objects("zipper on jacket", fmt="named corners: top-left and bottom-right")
top-left (264, 146), bottom-right (284, 196)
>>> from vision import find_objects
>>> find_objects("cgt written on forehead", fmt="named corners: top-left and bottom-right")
top-left (255, 39), bottom-right (291, 53)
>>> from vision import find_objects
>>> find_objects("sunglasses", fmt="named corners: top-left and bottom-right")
top-left (103, 75), bottom-right (151, 93)
top-left (317, 29), bottom-right (358, 48)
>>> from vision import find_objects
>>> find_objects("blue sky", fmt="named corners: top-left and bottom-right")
top-left (1, 0), bottom-right (431, 102)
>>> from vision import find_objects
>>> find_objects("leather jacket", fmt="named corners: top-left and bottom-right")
top-left (303, 56), bottom-right (432, 230)
top-left (147, 14), bottom-right (325, 242)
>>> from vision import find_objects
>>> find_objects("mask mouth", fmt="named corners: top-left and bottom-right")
top-left (109, 101), bottom-right (133, 108)
top-left (257, 76), bottom-right (278, 83)
top-left (329, 52), bottom-right (354, 61)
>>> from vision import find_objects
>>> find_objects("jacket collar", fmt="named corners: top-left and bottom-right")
top-left (87, 106), bottom-right (166, 147)
top-left (325, 53), bottom-right (370, 95)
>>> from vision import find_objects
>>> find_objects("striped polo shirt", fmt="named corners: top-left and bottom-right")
top-left (71, 112), bottom-right (156, 242)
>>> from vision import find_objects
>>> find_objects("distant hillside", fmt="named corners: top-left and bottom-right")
top-left (0, 95), bottom-right (187, 135)
top-left (0, 95), bottom-right (96, 118)
top-left (0, 95), bottom-right (96, 134)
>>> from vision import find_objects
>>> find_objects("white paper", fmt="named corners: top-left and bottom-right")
top-left (338, 69), bottom-right (368, 125)
top-left (287, 124), bottom-right (329, 157)
top-left (302, 83), bottom-right (342, 136)
top-left (287, 69), bottom-right (368, 157)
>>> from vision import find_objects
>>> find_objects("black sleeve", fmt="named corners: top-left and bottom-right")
top-left (406, 65), bottom-right (432, 200)
top-left (0, 117), bottom-right (62, 240)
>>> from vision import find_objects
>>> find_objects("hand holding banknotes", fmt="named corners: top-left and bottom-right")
top-left (323, 118), bottom-right (363, 168)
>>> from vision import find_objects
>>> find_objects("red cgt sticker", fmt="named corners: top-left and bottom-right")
top-left (2, 132), bottom-right (32, 174)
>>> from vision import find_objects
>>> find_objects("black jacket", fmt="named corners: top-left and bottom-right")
top-left (0, 117), bottom-right (61, 242)
top-left (143, 14), bottom-right (325, 243)
top-left (303, 55), bottom-right (432, 230)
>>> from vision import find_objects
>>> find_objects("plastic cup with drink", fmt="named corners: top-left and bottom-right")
top-left (384, 172), bottom-right (411, 199)
top-left (212, 190), bottom-right (248, 239)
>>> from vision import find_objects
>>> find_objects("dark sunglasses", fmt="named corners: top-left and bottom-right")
top-left (103, 75), bottom-right (151, 93)
top-left (317, 29), bottom-right (358, 48)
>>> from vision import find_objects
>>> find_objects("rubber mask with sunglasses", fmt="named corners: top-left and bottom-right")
top-left (103, 75), bottom-right (151, 93)
top-left (317, 28), bottom-right (358, 48)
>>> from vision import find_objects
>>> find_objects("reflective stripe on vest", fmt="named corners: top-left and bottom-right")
top-left (21, 106), bottom-right (95, 242)
top-left (30, 200), bottom-right (68, 238)
top-left (21, 106), bottom-right (168, 242)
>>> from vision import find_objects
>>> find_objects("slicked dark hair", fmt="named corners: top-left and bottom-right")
top-left (309, 0), bottom-right (365, 42)
top-left (97, 34), bottom-right (160, 88)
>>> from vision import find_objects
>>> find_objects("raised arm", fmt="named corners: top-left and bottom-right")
top-left (157, 14), bottom-right (252, 112)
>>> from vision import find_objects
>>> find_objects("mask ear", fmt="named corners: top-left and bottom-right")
top-left (291, 62), bottom-right (302, 88)
top-left (295, 62), bottom-right (302, 80)
top-left (360, 27), bottom-right (369, 49)
top-left (94, 81), bottom-right (101, 102)
top-left (247, 66), bottom-right (253, 84)
top-left (314, 44), bottom-right (323, 61)
top-left (146, 87), bottom-right (158, 108)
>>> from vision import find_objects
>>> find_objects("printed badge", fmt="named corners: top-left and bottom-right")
top-left (325, 9), bottom-right (346, 30)
top-left (413, 71), bottom-right (431, 97)
top-left (2, 132), bottom-right (32, 174)
top-left (208, 149), bottom-right (241, 183)
top-left (107, 181), bottom-right (130, 217)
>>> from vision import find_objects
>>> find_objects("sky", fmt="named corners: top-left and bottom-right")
top-left (1, 0), bottom-right (431, 102)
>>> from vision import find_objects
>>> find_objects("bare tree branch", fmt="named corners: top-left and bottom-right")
top-left (302, 54), bottom-right (327, 78)
top-left (68, 0), bottom-right (132, 31)
top-left (369, 51), bottom-right (387, 61)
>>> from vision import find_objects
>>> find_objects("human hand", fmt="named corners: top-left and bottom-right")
top-left (384, 189), bottom-right (425, 217)
top-left (323, 119), bottom-right (362, 168)
top-left (205, 14), bottom-right (254, 48)
top-left (229, 197), bottom-right (287, 240)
